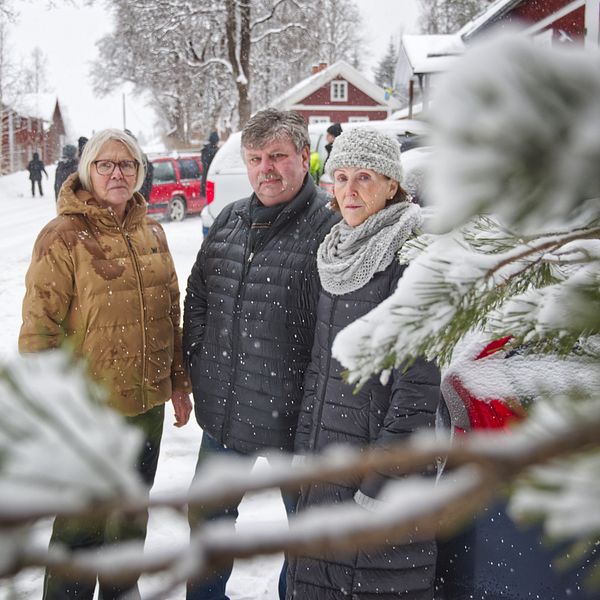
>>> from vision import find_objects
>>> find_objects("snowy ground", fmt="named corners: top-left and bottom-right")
top-left (0, 167), bottom-right (286, 599)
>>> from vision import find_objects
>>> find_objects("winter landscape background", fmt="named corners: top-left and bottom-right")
top-left (0, 166), bottom-right (287, 599)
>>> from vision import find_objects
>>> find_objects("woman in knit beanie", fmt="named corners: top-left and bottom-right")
top-left (287, 127), bottom-right (440, 600)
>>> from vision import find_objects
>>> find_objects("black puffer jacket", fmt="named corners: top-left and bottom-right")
top-left (183, 176), bottom-right (339, 454)
top-left (288, 259), bottom-right (440, 600)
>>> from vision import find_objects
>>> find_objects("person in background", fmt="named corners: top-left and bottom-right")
top-left (287, 127), bottom-right (440, 600)
top-left (200, 131), bottom-right (219, 195)
top-left (323, 122), bottom-right (342, 171)
top-left (124, 129), bottom-right (153, 202)
top-left (309, 147), bottom-right (322, 183)
top-left (139, 154), bottom-right (154, 202)
top-left (26, 152), bottom-right (48, 197)
top-left (78, 136), bottom-right (88, 158)
top-left (183, 109), bottom-right (339, 600)
top-left (54, 144), bottom-right (79, 200)
top-left (315, 123), bottom-right (343, 194)
top-left (20, 128), bottom-right (192, 600)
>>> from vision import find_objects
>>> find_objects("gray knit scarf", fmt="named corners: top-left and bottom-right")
top-left (317, 202), bottom-right (423, 295)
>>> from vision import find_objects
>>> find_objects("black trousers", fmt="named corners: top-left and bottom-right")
top-left (31, 178), bottom-right (43, 196)
top-left (42, 404), bottom-right (164, 600)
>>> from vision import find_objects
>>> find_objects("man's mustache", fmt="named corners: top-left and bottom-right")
top-left (258, 174), bottom-right (281, 184)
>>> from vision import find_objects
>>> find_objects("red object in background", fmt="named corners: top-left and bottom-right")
top-left (147, 154), bottom-right (206, 221)
top-left (451, 336), bottom-right (524, 433)
top-left (450, 376), bottom-right (523, 433)
top-left (205, 180), bottom-right (215, 205)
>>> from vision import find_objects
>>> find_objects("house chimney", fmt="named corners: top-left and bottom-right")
top-left (311, 64), bottom-right (320, 74)
top-left (318, 61), bottom-right (327, 71)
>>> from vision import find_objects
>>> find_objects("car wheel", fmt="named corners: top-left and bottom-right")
top-left (169, 196), bottom-right (186, 222)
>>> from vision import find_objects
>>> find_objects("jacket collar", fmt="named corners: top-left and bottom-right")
top-left (236, 173), bottom-right (316, 226)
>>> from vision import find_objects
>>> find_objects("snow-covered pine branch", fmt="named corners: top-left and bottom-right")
top-left (334, 34), bottom-right (600, 381)
top-left (2, 348), bottom-right (598, 594)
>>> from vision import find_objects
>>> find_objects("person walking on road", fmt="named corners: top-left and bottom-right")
top-left (26, 152), bottom-right (48, 197)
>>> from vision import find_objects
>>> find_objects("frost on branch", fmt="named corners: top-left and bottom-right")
top-left (0, 351), bottom-right (144, 575)
top-left (429, 33), bottom-right (600, 233)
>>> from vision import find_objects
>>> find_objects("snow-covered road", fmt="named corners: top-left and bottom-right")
top-left (0, 168), bottom-right (285, 599)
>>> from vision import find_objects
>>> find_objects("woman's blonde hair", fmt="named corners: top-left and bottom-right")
top-left (78, 128), bottom-right (145, 193)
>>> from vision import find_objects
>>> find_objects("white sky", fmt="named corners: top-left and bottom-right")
top-left (10, 2), bottom-right (155, 142)
top-left (355, 0), bottom-right (422, 74)
top-left (9, 0), bottom-right (421, 144)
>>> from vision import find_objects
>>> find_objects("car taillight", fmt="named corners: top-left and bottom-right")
top-left (206, 180), bottom-right (215, 204)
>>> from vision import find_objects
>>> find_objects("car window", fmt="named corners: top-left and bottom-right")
top-left (178, 158), bottom-right (200, 180)
top-left (152, 160), bottom-right (176, 183)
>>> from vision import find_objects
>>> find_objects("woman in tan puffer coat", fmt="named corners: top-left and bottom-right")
top-left (19, 128), bottom-right (192, 600)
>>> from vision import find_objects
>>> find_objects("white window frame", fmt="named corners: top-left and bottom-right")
top-left (309, 116), bottom-right (329, 124)
top-left (330, 80), bottom-right (348, 102)
top-left (348, 116), bottom-right (369, 123)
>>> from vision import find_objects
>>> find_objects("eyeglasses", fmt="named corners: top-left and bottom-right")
top-left (93, 159), bottom-right (139, 176)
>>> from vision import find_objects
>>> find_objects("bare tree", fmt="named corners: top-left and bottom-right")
top-left (418, 0), bottom-right (492, 34)
top-left (94, 0), bottom-right (364, 143)
top-left (22, 46), bottom-right (49, 93)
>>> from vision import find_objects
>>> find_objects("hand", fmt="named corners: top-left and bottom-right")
top-left (171, 390), bottom-right (192, 427)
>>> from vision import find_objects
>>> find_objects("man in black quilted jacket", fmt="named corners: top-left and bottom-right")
top-left (183, 109), bottom-right (339, 600)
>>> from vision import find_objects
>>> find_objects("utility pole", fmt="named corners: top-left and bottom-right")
top-left (8, 110), bottom-right (14, 172)
top-left (122, 93), bottom-right (127, 129)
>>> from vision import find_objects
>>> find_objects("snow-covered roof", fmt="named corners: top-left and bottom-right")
top-left (458, 0), bottom-right (522, 39)
top-left (10, 93), bottom-right (59, 123)
top-left (271, 60), bottom-right (401, 110)
top-left (389, 102), bottom-right (424, 120)
top-left (459, 0), bottom-right (586, 41)
top-left (401, 35), bottom-right (465, 75)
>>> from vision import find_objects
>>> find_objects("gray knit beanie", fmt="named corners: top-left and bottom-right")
top-left (326, 127), bottom-right (403, 183)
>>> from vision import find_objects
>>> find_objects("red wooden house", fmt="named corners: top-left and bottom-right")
top-left (459, 0), bottom-right (597, 46)
top-left (271, 60), bottom-right (401, 125)
top-left (1, 94), bottom-right (66, 175)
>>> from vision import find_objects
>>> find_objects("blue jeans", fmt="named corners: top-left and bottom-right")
top-left (186, 432), bottom-right (298, 600)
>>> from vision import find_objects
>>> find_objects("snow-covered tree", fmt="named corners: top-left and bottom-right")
top-left (374, 38), bottom-right (397, 92)
top-left (22, 46), bottom-right (49, 94)
top-left (418, 0), bottom-right (492, 34)
top-left (94, 0), bottom-right (363, 143)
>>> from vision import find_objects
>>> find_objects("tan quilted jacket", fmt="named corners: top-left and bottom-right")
top-left (19, 173), bottom-right (190, 416)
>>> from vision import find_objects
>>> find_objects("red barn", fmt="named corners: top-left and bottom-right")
top-left (271, 60), bottom-right (401, 125)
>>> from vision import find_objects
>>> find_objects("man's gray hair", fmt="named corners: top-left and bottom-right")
top-left (241, 109), bottom-right (310, 153)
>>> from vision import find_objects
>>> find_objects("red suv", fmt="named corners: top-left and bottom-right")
top-left (147, 154), bottom-right (206, 221)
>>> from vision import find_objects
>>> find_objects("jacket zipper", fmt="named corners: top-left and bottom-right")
top-left (308, 294), bottom-right (337, 450)
top-left (224, 207), bottom-right (288, 443)
top-left (246, 250), bottom-right (254, 273)
top-left (122, 225), bottom-right (148, 411)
